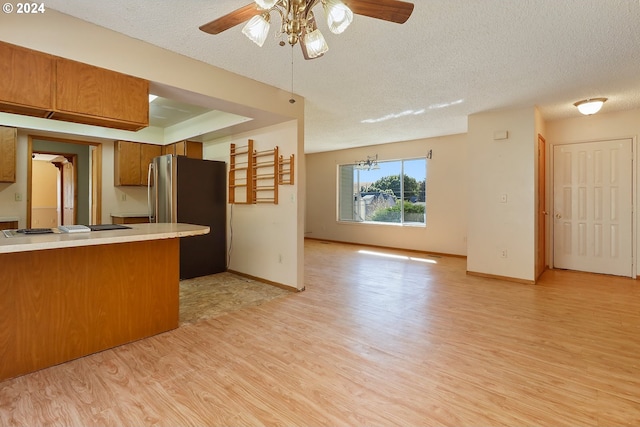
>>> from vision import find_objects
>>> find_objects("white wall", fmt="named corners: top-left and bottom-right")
top-left (305, 133), bottom-right (468, 256)
top-left (203, 121), bottom-right (301, 289)
top-left (467, 107), bottom-right (537, 282)
top-left (545, 108), bottom-right (640, 276)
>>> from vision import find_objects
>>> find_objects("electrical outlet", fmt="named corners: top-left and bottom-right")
top-left (500, 249), bottom-right (508, 258)
top-left (14, 193), bottom-right (22, 201)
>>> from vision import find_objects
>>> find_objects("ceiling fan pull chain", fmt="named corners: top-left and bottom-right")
top-left (289, 46), bottom-right (296, 103)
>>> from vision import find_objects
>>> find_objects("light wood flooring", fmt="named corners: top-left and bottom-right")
top-left (1, 239), bottom-right (640, 426)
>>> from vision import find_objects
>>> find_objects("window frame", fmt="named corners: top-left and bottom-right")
top-left (337, 156), bottom-right (427, 227)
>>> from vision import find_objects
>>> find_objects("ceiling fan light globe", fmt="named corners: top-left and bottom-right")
top-left (304, 28), bottom-right (329, 58)
top-left (324, 0), bottom-right (353, 34)
top-left (242, 14), bottom-right (271, 47)
top-left (254, 0), bottom-right (278, 9)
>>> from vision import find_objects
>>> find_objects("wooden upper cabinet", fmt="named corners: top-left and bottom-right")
top-left (161, 144), bottom-right (176, 157)
top-left (54, 58), bottom-right (149, 131)
top-left (0, 42), bottom-right (149, 131)
top-left (140, 143), bottom-right (161, 183)
top-left (0, 42), bottom-right (54, 117)
top-left (114, 141), bottom-right (161, 186)
top-left (178, 141), bottom-right (203, 159)
top-left (162, 140), bottom-right (203, 159)
top-left (0, 126), bottom-right (17, 183)
top-left (114, 140), bottom-right (141, 186)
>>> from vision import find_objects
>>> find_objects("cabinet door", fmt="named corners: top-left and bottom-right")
top-left (55, 59), bottom-right (149, 131)
top-left (172, 140), bottom-right (203, 159)
top-left (140, 144), bottom-right (161, 186)
top-left (161, 144), bottom-right (175, 156)
top-left (115, 141), bottom-right (161, 186)
top-left (174, 141), bottom-right (186, 156)
top-left (0, 42), bottom-right (53, 117)
top-left (0, 126), bottom-right (17, 183)
top-left (185, 141), bottom-right (203, 159)
top-left (114, 141), bottom-right (141, 186)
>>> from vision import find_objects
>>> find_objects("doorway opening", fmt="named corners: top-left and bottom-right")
top-left (27, 136), bottom-right (102, 228)
top-left (31, 152), bottom-right (78, 227)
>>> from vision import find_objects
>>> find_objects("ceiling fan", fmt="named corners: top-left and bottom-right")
top-left (199, 0), bottom-right (415, 60)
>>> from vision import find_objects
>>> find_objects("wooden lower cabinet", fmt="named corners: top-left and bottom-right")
top-left (0, 221), bottom-right (18, 230)
top-left (111, 215), bottom-right (150, 224)
top-left (0, 238), bottom-right (179, 382)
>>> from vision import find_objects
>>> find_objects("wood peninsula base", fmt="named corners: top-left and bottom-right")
top-left (0, 238), bottom-right (179, 382)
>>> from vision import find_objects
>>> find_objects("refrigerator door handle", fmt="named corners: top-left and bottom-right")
top-left (147, 162), bottom-right (155, 222)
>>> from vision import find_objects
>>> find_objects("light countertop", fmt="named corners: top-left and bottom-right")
top-left (0, 223), bottom-right (209, 254)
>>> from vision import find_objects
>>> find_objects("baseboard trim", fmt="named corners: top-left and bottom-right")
top-left (304, 237), bottom-right (466, 259)
top-left (466, 270), bottom-right (535, 285)
top-left (226, 269), bottom-right (303, 292)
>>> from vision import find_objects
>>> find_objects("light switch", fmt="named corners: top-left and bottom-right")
top-left (500, 194), bottom-right (508, 203)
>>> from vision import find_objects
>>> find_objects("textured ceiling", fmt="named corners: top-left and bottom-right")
top-left (44, 0), bottom-right (640, 153)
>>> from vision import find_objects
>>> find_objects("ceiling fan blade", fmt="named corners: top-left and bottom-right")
top-left (199, 3), bottom-right (261, 35)
top-left (342, 0), bottom-right (414, 24)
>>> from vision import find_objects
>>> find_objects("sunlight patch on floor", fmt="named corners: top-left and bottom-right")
top-left (358, 249), bottom-right (437, 264)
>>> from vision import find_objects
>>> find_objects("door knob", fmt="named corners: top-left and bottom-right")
top-left (555, 213), bottom-right (562, 219)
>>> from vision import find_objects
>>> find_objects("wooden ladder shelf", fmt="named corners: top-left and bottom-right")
top-left (228, 140), bottom-right (253, 204)
top-left (229, 140), bottom-right (294, 205)
top-left (278, 154), bottom-right (295, 185)
top-left (252, 146), bottom-right (278, 204)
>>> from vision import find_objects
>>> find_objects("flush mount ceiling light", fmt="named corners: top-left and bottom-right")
top-left (574, 98), bottom-right (607, 115)
top-left (199, 0), bottom-right (414, 60)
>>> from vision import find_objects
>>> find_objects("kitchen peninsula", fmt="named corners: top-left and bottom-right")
top-left (0, 223), bottom-right (209, 382)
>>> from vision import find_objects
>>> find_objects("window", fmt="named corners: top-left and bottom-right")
top-left (338, 157), bottom-right (426, 225)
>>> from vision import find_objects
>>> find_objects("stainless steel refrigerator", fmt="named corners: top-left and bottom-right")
top-left (148, 154), bottom-right (226, 279)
